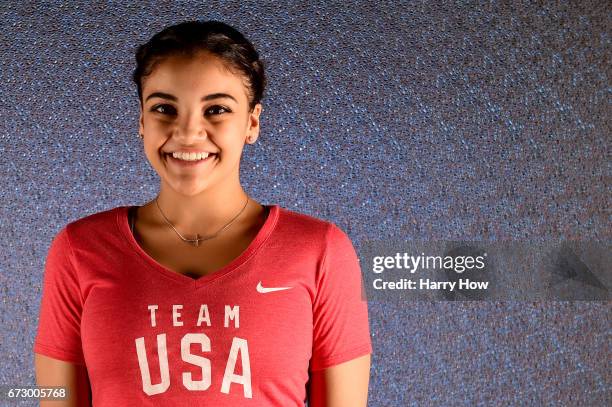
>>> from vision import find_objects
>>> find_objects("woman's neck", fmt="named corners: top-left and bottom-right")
top-left (147, 181), bottom-right (254, 236)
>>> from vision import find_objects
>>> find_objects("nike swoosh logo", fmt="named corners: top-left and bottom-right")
top-left (256, 281), bottom-right (292, 293)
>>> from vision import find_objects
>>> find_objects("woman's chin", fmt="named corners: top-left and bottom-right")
top-left (161, 178), bottom-right (213, 197)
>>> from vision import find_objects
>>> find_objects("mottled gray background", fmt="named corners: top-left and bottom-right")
top-left (1, 0), bottom-right (610, 406)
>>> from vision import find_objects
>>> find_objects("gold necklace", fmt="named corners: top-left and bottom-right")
top-left (154, 195), bottom-right (250, 247)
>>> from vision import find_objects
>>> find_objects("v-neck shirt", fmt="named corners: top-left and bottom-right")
top-left (124, 204), bottom-right (275, 289)
top-left (33, 204), bottom-right (372, 406)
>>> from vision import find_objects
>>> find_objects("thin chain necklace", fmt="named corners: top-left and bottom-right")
top-left (154, 195), bottom-right (250, 247)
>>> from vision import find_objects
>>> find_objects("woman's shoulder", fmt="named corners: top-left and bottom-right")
top-left (59, 205), bottom-right (126, 239)
top-left (43, 206), bottom-right (127, 259)
top-left (277, 205), bottom-right (329, 227)
top-left (275, 205), bottom-right (348, 242)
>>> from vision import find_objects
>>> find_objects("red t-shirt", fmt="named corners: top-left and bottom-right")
top-left (33, 204), bottom-right (372, 406)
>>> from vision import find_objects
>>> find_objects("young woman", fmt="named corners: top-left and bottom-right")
top-left (34, 20), bottom-right (372, 406)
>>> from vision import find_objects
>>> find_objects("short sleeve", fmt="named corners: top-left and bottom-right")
top-left (309, 223), bottom-right (373, 371)
top-left (33, 226), bottom-right (86, 365)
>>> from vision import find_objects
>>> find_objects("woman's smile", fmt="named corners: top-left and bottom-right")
top-left (164, 151), bottom-right (218, 170)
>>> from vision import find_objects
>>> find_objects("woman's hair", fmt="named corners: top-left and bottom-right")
top-left (132, 20), bottom-right (266, 112)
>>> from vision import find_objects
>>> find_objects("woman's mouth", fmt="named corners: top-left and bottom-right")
top-left (164, 152), bottom-right (218, 168)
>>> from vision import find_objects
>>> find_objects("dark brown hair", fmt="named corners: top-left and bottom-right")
top-left (132, 20), bottom-right (266, 111)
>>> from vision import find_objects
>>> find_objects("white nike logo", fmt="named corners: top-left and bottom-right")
top-left (256, 281), bottom-right (292, 293)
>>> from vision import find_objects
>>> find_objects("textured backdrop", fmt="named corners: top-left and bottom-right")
top-left (0, 1), bottom-right (610, 406)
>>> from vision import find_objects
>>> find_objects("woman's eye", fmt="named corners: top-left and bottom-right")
top-left (149, 104), bottom-right (230, 117)
top-left (151, 105), bottom-right (176, 115)
top-left (206, 105), bottom-right (231, 116)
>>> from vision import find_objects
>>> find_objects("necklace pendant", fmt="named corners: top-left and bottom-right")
top-left (193, 233), bottom-right (200, 247)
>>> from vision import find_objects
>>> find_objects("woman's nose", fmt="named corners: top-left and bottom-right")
top-left (174, 111), bottom-right (207, 140)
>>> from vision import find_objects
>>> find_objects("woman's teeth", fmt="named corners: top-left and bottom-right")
top-left (171, 151), bottom-right (211, 161)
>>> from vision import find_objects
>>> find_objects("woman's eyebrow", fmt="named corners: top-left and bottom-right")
top-left (145, 92), bottom-right (238, 103)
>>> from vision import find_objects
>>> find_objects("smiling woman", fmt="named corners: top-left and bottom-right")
top-left (33, 20), bottom-right (372, 406)
top-left (138, 50), bottom-right (256, 200)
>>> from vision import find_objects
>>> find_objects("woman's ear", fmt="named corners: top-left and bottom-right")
top-left (246, 104), bottom-right (262, 144)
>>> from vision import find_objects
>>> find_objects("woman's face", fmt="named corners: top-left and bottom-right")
top-left (139, 51), bottom-right (261, 197)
